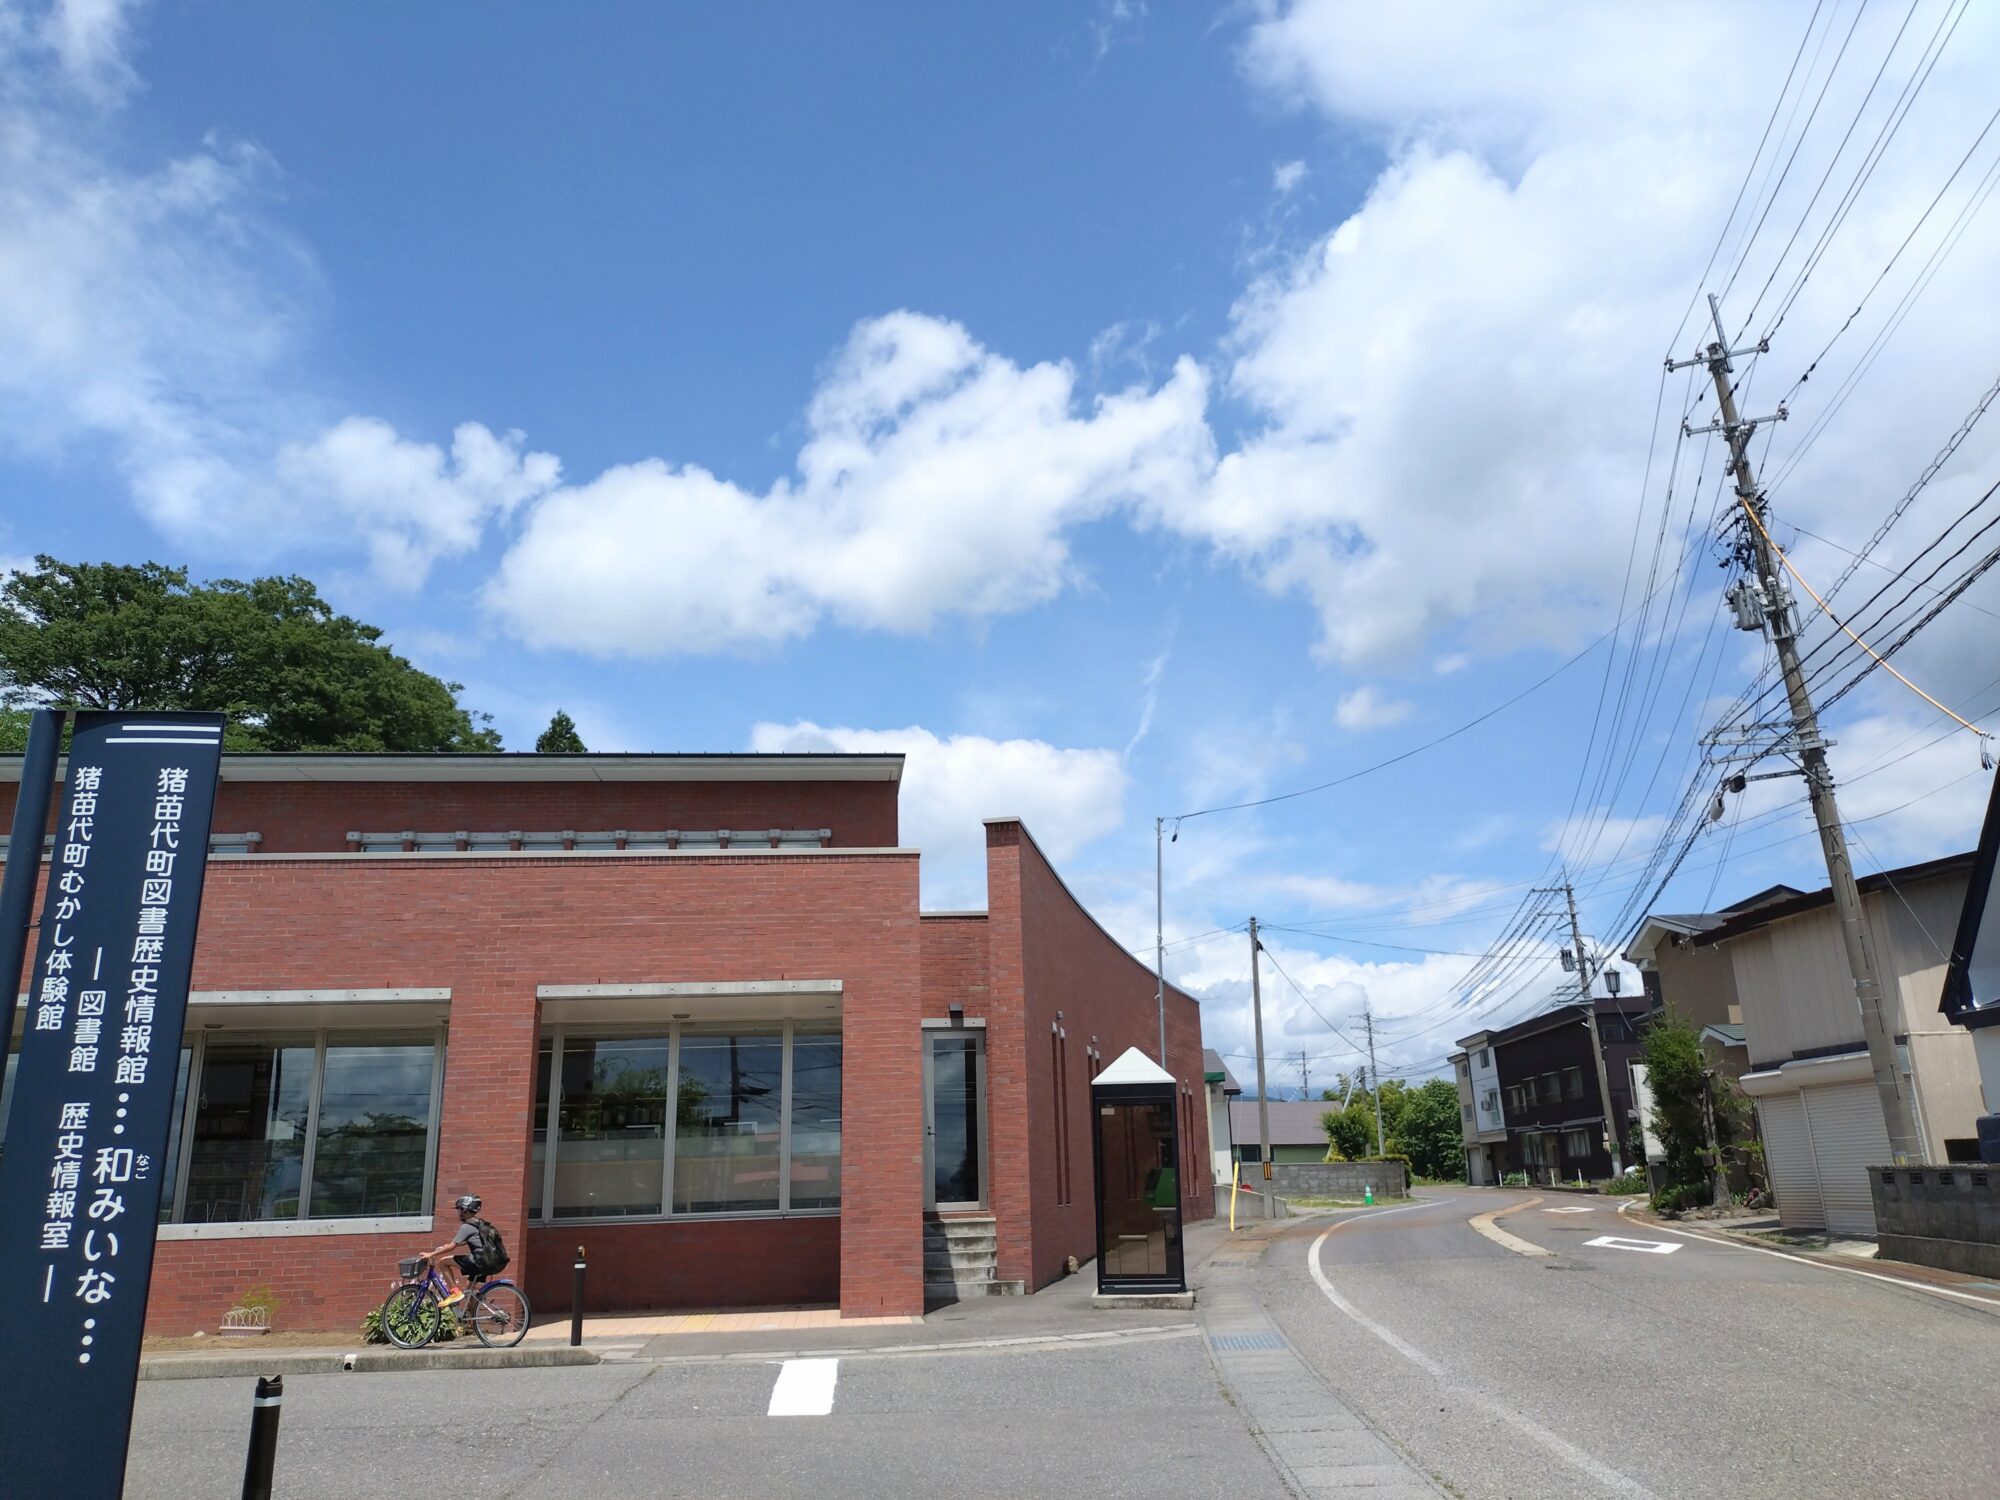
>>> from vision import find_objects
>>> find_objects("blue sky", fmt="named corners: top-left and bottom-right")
top-left (6, 1), bottom-right (2000, 1089)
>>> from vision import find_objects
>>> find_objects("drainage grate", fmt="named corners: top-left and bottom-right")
top-left (1210, 1332), bottom-right (1286, 1351)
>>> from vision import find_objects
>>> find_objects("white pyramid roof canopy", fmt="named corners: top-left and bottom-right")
top-left (1093, 1046), bottom-right (1174, 1087)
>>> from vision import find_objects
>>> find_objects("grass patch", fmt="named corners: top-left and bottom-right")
top-left (1285, 1195), bottom-right (1382, 1208)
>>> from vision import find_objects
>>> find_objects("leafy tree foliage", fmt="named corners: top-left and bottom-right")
top-left (1387, 1078), bottom-right (1465, 1180)
top-left (1321, 1102), bottom-right (1375, 1161)
top-left (1641, 1011), bottom-right (1712, 1200)
top-left (535, 709), bottom-right (587, 753)
top-left (0, 558), bottom-right (500, 751)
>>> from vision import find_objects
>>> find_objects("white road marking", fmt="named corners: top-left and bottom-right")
top-left (768, 1357), bottom-right (839, 1415)
top-left (1615, 1200), bottom-right (2000, 1312)
top-left (1543, 1205), bottom-right (1595, 1214)
top-left (1309, 1221), bottom-right (1662, 1500)
top-left (1583, 1235), bottom-right (1680, 1254)
top-left (1469, 1197), bottom-right (1551, 1256)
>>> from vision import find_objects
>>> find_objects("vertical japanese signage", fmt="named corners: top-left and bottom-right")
top-left (0, 711), bottom-right (223, 1497)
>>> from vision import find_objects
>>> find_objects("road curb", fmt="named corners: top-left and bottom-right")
top-left (138, 1344), bottom-right (601, 1381)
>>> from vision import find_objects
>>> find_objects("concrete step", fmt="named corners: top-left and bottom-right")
top-left (924, 1250), bottom-right (999, 1274)
top-left (923, 1231), bottom-right (998, 1254)
top-left (923, 1278), bottom-right (1026, 1299)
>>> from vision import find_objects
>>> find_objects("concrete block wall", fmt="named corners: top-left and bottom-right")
top-left (1870, 1164), bottom-right (2000, 1278)
top-left (1268, 1160), bottom-right (1410, 1200)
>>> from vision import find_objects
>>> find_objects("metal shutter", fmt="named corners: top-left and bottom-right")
top-left (1757, 1093), bottom-right (1823, 1231)
top-left (1802, 1081), bottom-right (1892, 1235)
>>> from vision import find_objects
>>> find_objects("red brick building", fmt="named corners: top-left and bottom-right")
top-left (1, 752), bottom-right (1211, 1333)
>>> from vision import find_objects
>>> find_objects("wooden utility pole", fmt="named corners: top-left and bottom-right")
top-left (1249, 917), bottom-right (1273, 1216)
top-left (1364, 1007), bottom-right (1385, 1156)
top-left (1547, 873), bottom-right (1625, 1176)
top-left (1673, 295), bottom-right (1922, 1165)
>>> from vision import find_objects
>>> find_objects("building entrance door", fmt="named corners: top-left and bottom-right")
top-left (924, 1030), bottom-right (986, 1209)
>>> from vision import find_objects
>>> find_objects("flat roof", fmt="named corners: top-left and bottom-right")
top-left (1, 751), bottom-right (905, 785)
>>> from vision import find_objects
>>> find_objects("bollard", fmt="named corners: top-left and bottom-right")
top-left (241, 1374), bottom-right (283, 1500)
top-left (570, 1245), bottom-right (587, 1347)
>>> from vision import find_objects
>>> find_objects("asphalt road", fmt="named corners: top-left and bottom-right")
top-left (1262, 1187), bottom-right (2000, 1500)
top-left (126, 1330), bottom-right (1286, 1499)
top-left (120, 1192), bottom-right (2000, 1498)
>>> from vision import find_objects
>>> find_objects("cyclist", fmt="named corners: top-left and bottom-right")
top-left (424, 1193), bottom-right (494, 1306)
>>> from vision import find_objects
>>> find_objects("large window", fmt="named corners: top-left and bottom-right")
top-left (554, 1034), bottom-right (670, 1218)
top-left (532, 1020), bottom-right (841, 1221)
top-left (172, 1028), bottom-right (443, 1224)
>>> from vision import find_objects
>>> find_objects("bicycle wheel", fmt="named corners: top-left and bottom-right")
top-left (381, 1283), bottom-right (443, 1349)
top-left (468, 1283), bottom-right (531, 1349)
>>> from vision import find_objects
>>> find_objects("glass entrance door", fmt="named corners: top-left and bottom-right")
top-left (924, 1030), bottom-right (986, 1209)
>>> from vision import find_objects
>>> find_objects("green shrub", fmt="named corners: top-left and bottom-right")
top-left (1501, 1171), bottom-right (1529, 1188)
top-left (1594, 1175), bottom-right (1650, 1196)
top-left (361, 1294), bottom-right (460, 1345)
top-left (1650, 1181), bottom-right (1713, 1216)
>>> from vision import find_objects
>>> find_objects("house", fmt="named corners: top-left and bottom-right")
top-left (0, 750), bottom-right (1213, 1333)
top-left (1686, 853), bottom-right (1984, 1233)
top-left (1457, 999), bottom-right (1643, 1183)
top-left (1226, 1098), bottom-right (1332, 1164)
top-left (1203, 1048), bottom-right (1240, 1182)
top-left (1623, 884), bottom-right (1804, 1085)
top-left (1940, 773), bottom-right (2000, 1139)
top-left (1450, 1032), bottom-right (1508, 1184)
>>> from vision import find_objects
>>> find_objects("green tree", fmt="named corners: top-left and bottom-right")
top-left (1641, 1011), bottom-right (1713, 1203)
top-left (1387, 1078), bottom-right (1465, 1180)
top-left (535, 709), bottom-right (587, 753)
top-left (0, 557), bottom-right (499, 751)
top-left (1321, 1101), bottom-right (1375, 1161)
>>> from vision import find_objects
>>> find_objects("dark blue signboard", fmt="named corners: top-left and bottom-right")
top-left (0, 711), bottom-right (223, 1497)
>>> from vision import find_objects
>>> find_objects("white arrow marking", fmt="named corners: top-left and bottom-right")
top-left (768, 1357), bottom-right (839, 1415)
top-left (1583, 1235), bottom-right (1680, 1254)
top-left (1544, 1205), bottom-right (1594, 1214)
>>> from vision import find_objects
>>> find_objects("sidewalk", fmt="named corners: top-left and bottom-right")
top-left (140, 1217), bottom-right (1244, 1378)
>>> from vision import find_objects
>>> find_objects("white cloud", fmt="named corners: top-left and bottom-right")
top-left (1334, 684), bottom-right (1413, 731)
top-left (1136, 1), bottom-right (2000, 669)
top-left (278, 419), bottom-right (558, 590)
top-left (486, 312), bottom-right (1213, 655)
top-left (1272, 159), bottom-right (1308, 196)
top-left (747, 719), bottom-right (1128, 908)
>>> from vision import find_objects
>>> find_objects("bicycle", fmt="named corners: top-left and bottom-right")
top-left (380, 1255), bottom-right (533, 1349)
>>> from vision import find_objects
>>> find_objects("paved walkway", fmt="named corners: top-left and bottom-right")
top-left (1197, 1219), bottom-right (1443, 1500)
top-left (521, 1306), bottom-right (918, 1344)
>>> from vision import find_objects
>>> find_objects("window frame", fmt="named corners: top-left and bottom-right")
top-left (165, 1023), bottom-right (446, 1226)
top-left (531, 1018), bottom-right (839, 1225)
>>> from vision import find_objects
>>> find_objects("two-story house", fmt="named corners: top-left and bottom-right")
top-left (1676, 853), bottom-right (1984, 1233)
top-left (1457, 999), bottom-right (1642, 1183)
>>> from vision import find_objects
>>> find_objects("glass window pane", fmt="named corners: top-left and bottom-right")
top-left (158, 1045), bottom-right (193, 1222)
top-left (1097, 1098), bottom-right (1181, 1280)
top-left (788, 1030), bottom-right (842, 1210)
top-left (529, 1039), bottom-right (552, 1219)
top-left (182, 1035), bottom-right (315, 1223)
top-left (553, 1035), bottom-right (668, 1218)
top-left (309, 1036), bottom-right (436, 1218)
top-left (674, 1030), bottom-right (783, 1214)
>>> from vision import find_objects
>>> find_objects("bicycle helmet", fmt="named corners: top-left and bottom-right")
top-left (454, 1194), bottom-right (482, 1214)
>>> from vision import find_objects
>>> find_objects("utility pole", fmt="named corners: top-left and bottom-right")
top-left (1673, 294), bottom-right (1922, 1165)
top-left (1364, 1007), bottom-right (1385, 1156)
top-left (1299, 1050), bottom-right (1310, 1100)
top-left (1543, 873), bottom-right (1624, 1176)
top-left (1249, 917), bottom-right (1272, 1215)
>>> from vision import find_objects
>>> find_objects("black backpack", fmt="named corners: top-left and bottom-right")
top-left (468, 1218), bottom-right (509, 1275)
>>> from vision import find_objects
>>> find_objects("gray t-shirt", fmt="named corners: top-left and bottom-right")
top-left (452, 1220), bottom-right (484, 1251)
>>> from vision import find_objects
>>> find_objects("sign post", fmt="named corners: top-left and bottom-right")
top-left (0, 711), bottom-right (224, 1496)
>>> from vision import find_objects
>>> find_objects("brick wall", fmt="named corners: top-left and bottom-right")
top-left (114, 848), bottom-right (923, 1333)
top-left (986, 821), bottom-right (1213, 1294)
top-left (525, 1217), bottom-right (840, 1312)
top-left (0, 774), bottom-right (901, 852)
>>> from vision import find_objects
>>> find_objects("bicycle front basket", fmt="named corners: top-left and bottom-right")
top-left (397, 1256), bottom-right (426, 1279)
